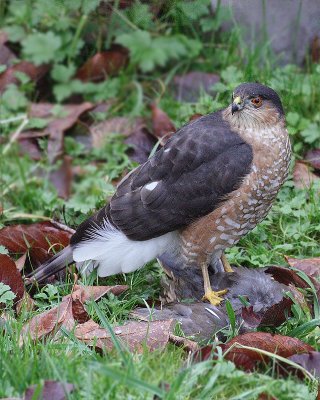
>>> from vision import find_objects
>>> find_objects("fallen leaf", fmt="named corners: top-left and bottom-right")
top-left (288, 351), bottom-right (320, 378)
top-left (286, 256), bottom-right (320, 280)
top-left (150, 103), bottom-right (176, 144)
top-left (0, 31), bottom-right (8, 45)
top-left (265, 266), bottom-right (310, 289)
top-left (49, 155), bottom-right (73, 199)
top-left (189, 113), bottom-right (203, 121)
top-left (90, 117), bottom-right (145, 147)
top-left (20, 285), bottom-right (127, 343)
top-left (24, 380), bottom-right (74, 400)
top-left (222, 332), bottom-right (314, 371)
top-left (124, 124), bottom-right (157, 164)
top-left (0, 222), bottom-right (72, 266)
top-left (18, 138), bottom-right (42, 161)
top-left (293, 161), bottom-right (319, 189)
top-left (172, 71), bottom-right (220, 102)
top-left (27, 102), bottom-right (94, 163)
top-left (0, 42), bottom-right (16, 67)
top-left (305, 149), bottom-right (320, 170)
top-left (311, 36), bottom-right (320, 64)
top-left (0, 61), bottom-right (49, 92)
top-left (76, 45), bottom-right (129, 82)
top-left (15, 253), bottom-right (27, 272)
top-left (0, 254), bottom-right (24, 303)
top-left (75, 318), bottom-right (173, 352)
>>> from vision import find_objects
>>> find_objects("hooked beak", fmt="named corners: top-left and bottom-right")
top-left (232, 96), bottom-right (242, 114)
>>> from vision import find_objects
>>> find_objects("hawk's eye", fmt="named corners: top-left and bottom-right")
top-left (251, 96), bottom-right (263, 107)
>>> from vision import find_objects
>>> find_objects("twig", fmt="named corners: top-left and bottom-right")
top-left (2, 115), bottom-right (29, 155)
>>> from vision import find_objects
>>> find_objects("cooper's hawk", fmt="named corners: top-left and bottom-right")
top-left (29, 83), bottom-right (291, 305)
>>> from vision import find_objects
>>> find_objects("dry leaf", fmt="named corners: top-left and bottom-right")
top-left (90, 117), bottom-right (145, 147)
top-left (15, 253), bottom-right (27, 272)
top-left (286, 256), bottom-right (320, 280)
top-left (0, 222), bottom-right (72, 266)
top-left (189, 113), bottom-right (203, 121)
top-left (20, 285), bottom-right (127, 343)
top-left (18, 138), bottom-right (42, 161)
top-left (49, 155), bottom-right (73, 199)
top-left (288, 351), bottom-right (320, 378)
top-left (222, 332), bottom-right (314, 371)
top-left (293, 161), bottom-right (319, 189)
top-left (76, 45), bottom-right (129, 82)
top-left (0, 254), bottom-right (25, 303)
top-left (150, 103), bottom-right (176, 144)
top-left (305, 149), bottom-right (320, 170)
top-left (24, 380), bottom-right (74, 400)
top-left (75, 318), bottom-right (173, 352)
top-left (0, 61), bottom-right (49, 92)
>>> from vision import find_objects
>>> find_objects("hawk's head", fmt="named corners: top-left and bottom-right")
top-left (230, 82), bottom-right (284, 125)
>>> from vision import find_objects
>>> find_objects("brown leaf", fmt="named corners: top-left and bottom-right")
top-left (311, 36), bottom-right (320, 64)
top-left (0, 222), bottom-right (72, 266)
top-left (76, 45), bottom-right (129, 82)
top-left (0, 61), bottom-right (49, 92)
top-left (259, 296), bottom-right (293, 327)
top-left (286, 256), bottom-right (320, 280)
top-left (90, 117), bottom-right (145, 147)
top-left (0, 43), bottom-right (16, 67)
top-left (24, 380), bottom-right (74, 400)
top-left (305, 149), bottom-right (320, 170)
top-left (49, 155), bottom-right (73, 199)
top-left (75, 318), bottom-right (173, 352)
top-left (189, 113), bottom-right (203, 121)
top-left (124, 125), bottom-right (157, 164)
top-left (265, 266), bottom-right (310, 289)
top-left (293, 161), bottom-right (319, 189)
top-left (15, 253), bottom-right (27, 272)
top-left (27, 102), bottom-right (94, 165)
top-left (222, 332), bottom-right (314, 371)
top-left (20, 285), bottom-right (127, 343)
top-left (20, 295), bottom-right (72, 344)
top-left (150, 103), bottom-right (176, 144)
top-left (71, 284), bottom-right (128, 323)
top-left (0, 254), bottom-right (24, 303)
top-left (18, 138), bottom-right (42, 161)
top-left (288, 351), bottom-right (320, 379)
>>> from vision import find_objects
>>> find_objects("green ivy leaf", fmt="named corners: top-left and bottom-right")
top-left (22, 31), bottom-right (62, 65)
top-left (116, 30), bottom-right (199, 72)
top-left (51, 64), bottom-right (76, 83)
top-left (0, 282), bottom-right (16, 305)
top-left (0, 245), bottom-right (9, 255)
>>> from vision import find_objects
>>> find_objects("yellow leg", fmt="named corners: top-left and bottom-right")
top-left (201, 263), bottom-right (227, 306)
top-left (221, 253), bottom-right (234, 273)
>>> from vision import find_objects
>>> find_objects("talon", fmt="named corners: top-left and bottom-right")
top-left (202, 289), bottom-right (227, 305)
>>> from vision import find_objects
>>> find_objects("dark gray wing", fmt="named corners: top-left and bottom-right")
top-left (71, 112), bottom-right (253, 243)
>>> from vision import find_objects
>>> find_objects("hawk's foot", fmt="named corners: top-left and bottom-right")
top-left (202, 289), bottom-right (227, 306)
top-left (221, 253), bottom-right (234, 273)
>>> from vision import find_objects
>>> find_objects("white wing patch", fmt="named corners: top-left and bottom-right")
top-left (72, 219), bottom-right (175, 277)
top-left (145, 181), bottom-right (159, 191)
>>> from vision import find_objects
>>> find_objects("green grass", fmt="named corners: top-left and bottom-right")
top-left (1, 1), bottom-right (320, 398)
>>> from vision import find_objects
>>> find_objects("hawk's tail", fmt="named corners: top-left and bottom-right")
top-left (26, 246), bottom-right (74, 283)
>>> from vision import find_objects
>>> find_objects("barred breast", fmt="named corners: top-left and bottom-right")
top-left (179, 120), bottom-right (291, 267)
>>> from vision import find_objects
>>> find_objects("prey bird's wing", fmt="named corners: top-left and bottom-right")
top-left (71, 112), bottom-right (253, 244)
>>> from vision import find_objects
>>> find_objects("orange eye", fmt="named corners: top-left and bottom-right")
top-left (251, 97), bottom-right (263, 107)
